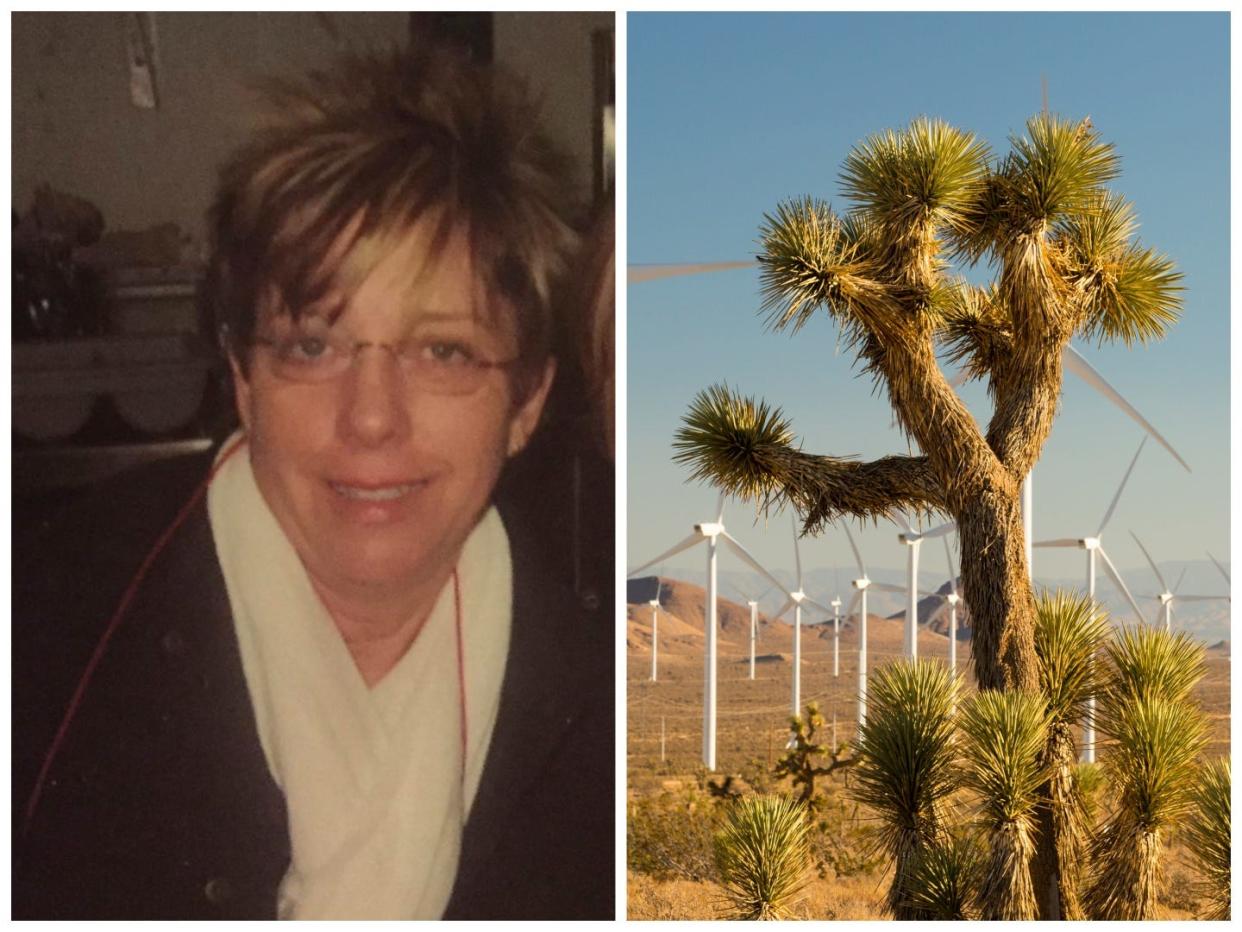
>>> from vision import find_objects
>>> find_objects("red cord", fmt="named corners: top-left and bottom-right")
top-left (453, 568), bottom-right (468, 777)
top-left (22, 436), bottom-right (248, 834)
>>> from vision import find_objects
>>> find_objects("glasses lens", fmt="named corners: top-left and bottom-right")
top-left (263, 331), bottom-right (348, 382)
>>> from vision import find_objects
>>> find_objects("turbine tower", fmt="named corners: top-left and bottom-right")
top-left (729, 581), bottom-right (772, 681)
top-left (1131, 532), bottom-right (1231, 631)
top-left (1035, 437), bottom-right (1149, 763)
top-left (627, 494), bottom-right (788, 771)
top-left (771, 512), bottom-right (835, 718)
top-left (830, 595), bottom-right (842, 677)
top-left (648, 584), bottom-right (661, 682)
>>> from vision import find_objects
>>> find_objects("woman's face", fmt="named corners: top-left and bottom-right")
top-left (230, 224), bottom-right (552, 602)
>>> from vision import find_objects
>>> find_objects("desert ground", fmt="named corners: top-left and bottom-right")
top-left (625, 576), bottom-right (1231, 920)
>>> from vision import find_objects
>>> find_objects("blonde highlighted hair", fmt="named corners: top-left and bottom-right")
top-left (205, 47), bottom-right (579, 396)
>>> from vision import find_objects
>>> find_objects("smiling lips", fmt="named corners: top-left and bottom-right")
top-left (328, 478), bottom-right (430, 504)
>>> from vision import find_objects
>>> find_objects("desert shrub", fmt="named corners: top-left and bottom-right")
top-left (627, 790), bottom-right (719, 881)
top-left (713, 794), bottom-right (811, 919)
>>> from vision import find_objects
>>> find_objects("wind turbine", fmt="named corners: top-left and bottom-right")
top-left (892, 513), bottom-right (956, 660)
top-left (915, 533), bottom-right (966, 680)
top-left (647, 584), bottom-right (662, 682)
top-left (772, 512), bottom-right (836, 718)
top-left (1130, 532), bottom-right (1231, 631)
top-left (840, 523), bottom-right (905, 731)
top-left (729, 581), bottom-right (773, 681)
top-left (627, 494), bottom-right (788, 771)
top-left (1034, 437), bottom-right (1149, 763)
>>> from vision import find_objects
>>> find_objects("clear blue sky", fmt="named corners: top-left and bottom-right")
top-left (627, 13), bottom-right (1230, 598)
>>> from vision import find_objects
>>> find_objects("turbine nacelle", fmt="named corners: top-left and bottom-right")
top-left (852, 577), bottom-right (870, 591)
top-left (695, 521), bottom-right (724, 538)
top-left (1082, 537), bottom-right (1101, 551)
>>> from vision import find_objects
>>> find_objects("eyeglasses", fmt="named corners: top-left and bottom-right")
top-left (252, 330), bottom-right (520, 396)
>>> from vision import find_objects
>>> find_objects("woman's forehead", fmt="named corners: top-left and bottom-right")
top-left (266, 217), bottom-right (514, 333)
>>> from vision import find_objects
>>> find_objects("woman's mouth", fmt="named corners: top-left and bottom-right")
top-left (329, 481), bottom-right (419, 502)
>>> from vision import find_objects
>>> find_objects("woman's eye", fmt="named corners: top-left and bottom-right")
top-left (422, 341), bottom-right (476, 366)
top-left (279, 335), bottom-right (332, 362)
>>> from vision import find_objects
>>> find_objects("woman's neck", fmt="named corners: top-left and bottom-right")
top-left (308, 567), bottom-right (453, 688)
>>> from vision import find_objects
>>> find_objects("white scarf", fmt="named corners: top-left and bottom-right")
top-left (206, 434), bottom-right (511, 919)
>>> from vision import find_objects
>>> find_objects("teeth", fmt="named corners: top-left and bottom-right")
top-left (331, 483), bottom-right (414, 501)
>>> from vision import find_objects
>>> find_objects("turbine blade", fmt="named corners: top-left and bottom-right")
top-left (845, 591), bottom-right (861, 618)
top-left (628, 532), bottom-right (702, 577)
top-left (923, 520), bottom-right (956, 540)
top-left (871, 582), bottom-right (906, 595)
top-left (1034, 538), bottom-right (1081, 548)
top-left (843, 524), bottom-right (866, 575)
top-left (627, 260), bottom-right (755, 284)
top-left (1176, 594), bottom-right (1230, 603)
top-left (1063, 345), bottom-right (1191, 472)
top-left (772, 597), bottom-right (795, 621)
top-left (1097, 546), bottom-right (1147, 625)
top-left (943, 535), bottom-right (959, 597)
top-left (895, 511), bottom-right (914, 535)
top-left (1172, 566), bottom-right (1188, 595)
top-left (715, 491), bottom-right (726, 525)
top-left (720, 530), bottom-right (789, 597)
top-left (1207, 551), bottom-right (1231, 586)
top-left (804, 596), bottom-right (835, 616)
top-left (1098, 437), bottom-right (1146, 535)
top-left (1129, 531), bottom-right (1169, 592)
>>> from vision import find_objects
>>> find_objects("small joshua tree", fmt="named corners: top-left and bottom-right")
top-left (773, 701), bottom-right (856, 806)
top-left (850, 659), bottom-right (959, 919)
top-left (1085, 627), bottom-right (1207, 919)
top-left (713, 794), bottom-right (811, 920)
top-left (1030, 589), bottom-right (1110, 918)
top-left (957, 689), bottom-right (1049, 920)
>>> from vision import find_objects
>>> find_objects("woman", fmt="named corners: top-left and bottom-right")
top-left (13, 48), bottom-right (613, 920)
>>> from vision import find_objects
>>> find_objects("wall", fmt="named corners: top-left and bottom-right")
top-left (11, 11), bottom-right (613, 252)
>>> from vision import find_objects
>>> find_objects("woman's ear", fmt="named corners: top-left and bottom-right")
top-left (507, 358), bottom-right (556, 457)
top-left (229, 354), bottom-right (254, 434)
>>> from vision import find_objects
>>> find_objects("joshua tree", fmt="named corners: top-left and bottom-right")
top-left (957, 689), bottom-right (1049, 920)
top-left (773, 701), bottom-right (856, 806)
top-left (713, 794), bottom-right (811, 920)
top-left (674, 114), bottom-right (1182, 695)
top-left (850, 659), bottom-right (959, 919)
top-left (1085, 627), bottom-right (1208, 919)
top-left (1030, 589), bottom-right (1110, 919)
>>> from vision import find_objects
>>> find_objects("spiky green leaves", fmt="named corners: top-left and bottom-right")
top-left (1004, 113), bottom-right (1120, 230)
top-left (1101, 625), bottom-right (1206, 706)
top-left (840, 117), bottom-right (991, 239)
top-left (713, 795), bottom-right (811, 920)
top-left (1033, 589), bottom-right (1110, 727)
top-left (903, 833), bottom-right (982, 920)
top-left (673, 384), bottom-right (795, 502)
top-left (1185, 758), bottom-right (1230, 921)
top-left (958, 690), bottom-right (1050, 827)
top-left (757, 197), bottom-right (897, 336)
top-left (1054, 192), bottom-right (1183, 346)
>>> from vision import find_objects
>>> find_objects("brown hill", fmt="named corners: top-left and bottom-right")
top-left (628, 576), bottom-right (959, 666)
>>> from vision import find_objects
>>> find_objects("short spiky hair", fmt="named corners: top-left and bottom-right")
top-left (205, 46), bottom-right (579, 394)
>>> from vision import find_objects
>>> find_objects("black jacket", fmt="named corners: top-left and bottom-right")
top-left (12, 452), bottom-right (614, 919)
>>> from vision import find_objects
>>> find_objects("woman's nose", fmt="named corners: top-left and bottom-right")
top-left (337, 348), bottom-right (412, 448)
